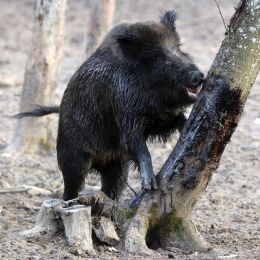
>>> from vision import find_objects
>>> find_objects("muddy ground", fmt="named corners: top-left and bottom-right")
top-left (0, 0), bottom-right (259, 259)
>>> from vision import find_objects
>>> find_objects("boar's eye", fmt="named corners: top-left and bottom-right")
top-left (160, 10), bottom-right (177, 32)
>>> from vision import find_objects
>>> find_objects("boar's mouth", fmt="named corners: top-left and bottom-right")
top-left (185, 85), bottom-right (202, 100)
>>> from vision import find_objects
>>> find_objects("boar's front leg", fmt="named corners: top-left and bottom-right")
top-left (129, 135), bottom-right (158, 190)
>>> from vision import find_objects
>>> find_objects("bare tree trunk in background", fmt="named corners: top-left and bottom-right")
top-left (121, 0), bottom-right (260, 255)
top-left (5, 0), bottom-right (67, 155)
top-left (85, 0), bottom-right (116, 58)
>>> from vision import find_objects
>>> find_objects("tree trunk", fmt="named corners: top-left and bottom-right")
top-left (85, 0), bottom-right (116, 58)
top-left (6, 0), bottom-right (67, 155)
top-left (121, 0), bottom-right (260, 254)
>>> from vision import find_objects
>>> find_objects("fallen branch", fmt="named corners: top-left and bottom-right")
top-left (0, 188), bottom-right (29, 194)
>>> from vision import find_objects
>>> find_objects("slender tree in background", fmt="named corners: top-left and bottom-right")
top-left (6, 0), bottom-right (67, 155)
top-left (85, 0), bottom-right (116, 57)
top-left (121, 0), bottom-right (260, 254)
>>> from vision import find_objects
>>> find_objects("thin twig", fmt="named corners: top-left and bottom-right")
top-left (117, 169), bottom-right (137, 196)
top-left (214, 0), bottom-right (228, 31)
top-left (126, 182), bottom-right (137, 196)
top-left (0, 188), bottom-right (29, 194)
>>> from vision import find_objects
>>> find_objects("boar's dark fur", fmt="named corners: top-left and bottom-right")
top-left (15, 10), bottom-right (204, 201)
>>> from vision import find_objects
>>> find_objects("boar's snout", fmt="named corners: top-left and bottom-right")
top-left (189, 71), bottom-right (204, 87)
top-left (179, 66), bottom-right (204, 88)
top-left (178, 67), bottom-right (205, 102)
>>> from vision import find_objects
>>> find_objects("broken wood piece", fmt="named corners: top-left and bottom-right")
top-left (93, 216), bottom-right (119, 246)
top-left (20, 199), bottom-right (62, 238)
top-left (59, 205), bottom-right (94, 253)
top-left (79, 190), bottom-right (110, 205)
top-left (0, 188), bottom-right (29, 194)
top-left (78, 191), bottom-right (115, 217)
top-left (24, 185), bottom-right (52, 196)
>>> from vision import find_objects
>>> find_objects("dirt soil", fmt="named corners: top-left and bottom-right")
top-left (0, 0), bottom-right (259, 259)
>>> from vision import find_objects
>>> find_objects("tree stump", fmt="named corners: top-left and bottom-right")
top-left (20, 199), bottom-right (62, 238)
top-left (21, 192), bottom-right (119, 254)
top-left (59, 205), bottom-right (94, 253)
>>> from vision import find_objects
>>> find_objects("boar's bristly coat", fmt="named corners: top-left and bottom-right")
top-left (15, 11), bottom-right (204, 201)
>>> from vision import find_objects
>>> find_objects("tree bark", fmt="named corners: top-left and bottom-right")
top-left (85, 0), bottom-right (116, 58)
top-left (121, 0), bottom-right (260, 254)
top-left (6, 0), bottom-right (67, 155)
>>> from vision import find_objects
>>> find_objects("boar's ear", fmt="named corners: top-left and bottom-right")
top-left (116, 31), bottom-right (143, 61)
top-left (160, 10), bottom-right (177, 31)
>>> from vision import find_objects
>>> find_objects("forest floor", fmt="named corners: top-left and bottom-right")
top-left (0, 0), bottom-right (259, 259)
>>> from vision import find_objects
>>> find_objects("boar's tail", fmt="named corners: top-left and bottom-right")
top-left (13, 105), bottom-right (60, 118)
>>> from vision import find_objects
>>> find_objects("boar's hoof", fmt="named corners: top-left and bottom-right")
top-left (142, 173), bottom-right (158, 190)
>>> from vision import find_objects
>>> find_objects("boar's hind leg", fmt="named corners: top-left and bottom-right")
top-left (98, 160), bottom-right (128, 200)
top-left (57, 145), bottom-right (91, 201)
